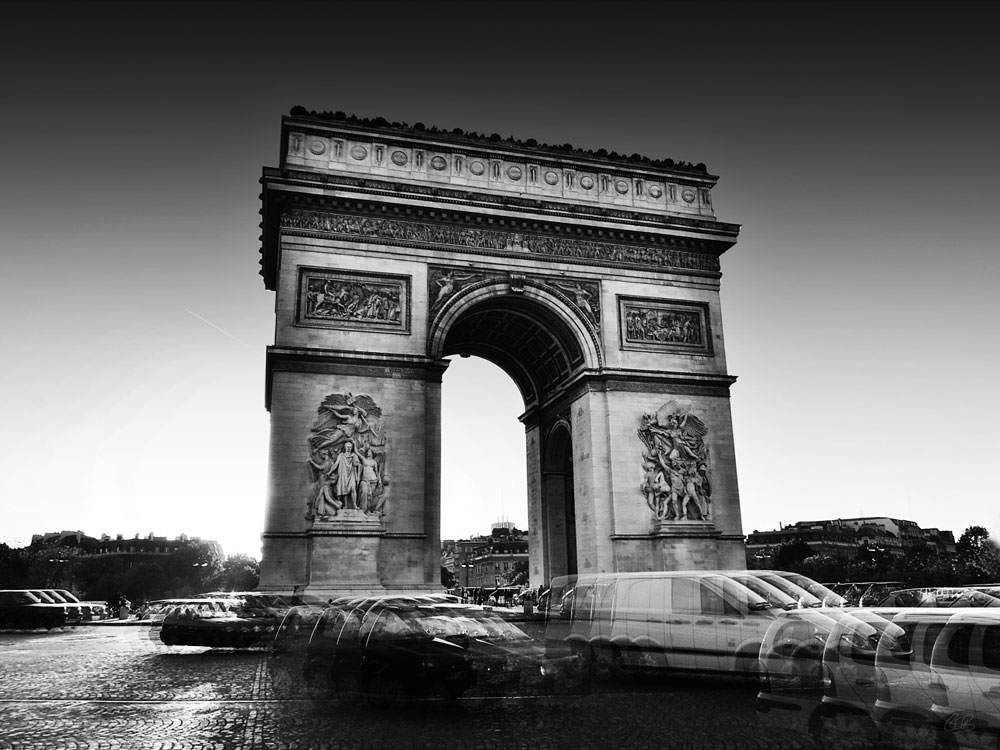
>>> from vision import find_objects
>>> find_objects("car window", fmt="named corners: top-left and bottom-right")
top-left (947, 624), bottom-right (973, 666)
top-left (983, 625), bottom-right (1000, 671)
top-left (672, 577), bottom-right (699, 614)
top-left (700, 581), bottom-right (727, 615)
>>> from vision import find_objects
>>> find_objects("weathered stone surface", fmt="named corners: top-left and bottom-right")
top-left (258, 112), bottom-right (744, 594)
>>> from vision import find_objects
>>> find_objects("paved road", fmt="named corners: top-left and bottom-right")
top-left (0, 624), bottom-right (822, 750)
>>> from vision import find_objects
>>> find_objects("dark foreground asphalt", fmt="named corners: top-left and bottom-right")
top-left (0, 622), bottom-right (825, 750)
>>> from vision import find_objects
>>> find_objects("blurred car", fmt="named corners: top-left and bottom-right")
top-left (304, 598), bottom-right (477, 707)
top-left (830, 581), bottom-right (907, 607)
top-left (0, 590), bottom-right (69, 630)
top-left (418, 601), bottom-right (575, 696)
top-left (755, 607), bottom-right (847, 737)
top-left (24, 589), bottom-right (83, 624)
top-left (873, 609), bottom-right (954, 750)
top-left (929, 610), bottom-right (1000, 749)
top-left (267, 602), bottom-right (335, 699)
top-left (544, 571), bottom-right (782, 682)
top-left (156, 598), bottom-right (270, 648)
top-left (50, 589), bottom-right (109, 620)
top-left (748, 570), bottom-right (846, 608)
top-left (814, 608), bottom-right (907, 749)
top-left (879, 587), bottom-right (1000, 608)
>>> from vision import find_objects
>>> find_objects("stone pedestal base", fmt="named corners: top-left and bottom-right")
top-left (306, 510), bottom-right (386, 597)
top-left (652, 521), bottom-right (725, 571)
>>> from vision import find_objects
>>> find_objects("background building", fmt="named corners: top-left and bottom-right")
top-left (442, 522), bottom-right (528, 590)
top-left (746, 517), bottom-right (956, 565)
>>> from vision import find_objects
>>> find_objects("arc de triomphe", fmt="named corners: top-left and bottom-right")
top-left (257, 108), bottom-right (744, 596)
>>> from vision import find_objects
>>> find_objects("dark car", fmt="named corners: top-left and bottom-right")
top-left (417, 601), bottom-right (574, 696)
top-left (304, 599), bottom-right (477, 707)
top-left (51, 589), bottom-right (109, 620)
top-left (0, 590), bottom-right (69, 630)
top-left (32, 589), bottom-right (84, 623)
top-left (267, 602), bottom-right (334, 699)
top-left (879, 587), bottom-right (1000, 608)
top-left (156, 598), bottom-right (267, 648)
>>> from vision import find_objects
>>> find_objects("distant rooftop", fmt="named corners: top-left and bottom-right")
top-left (288, 106), bottom-right (710, 175)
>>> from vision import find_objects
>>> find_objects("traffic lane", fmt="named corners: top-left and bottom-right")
top-left (0, 628), bottom-right (822, 750)
top-left (0, 627), bottom-right (264, 702)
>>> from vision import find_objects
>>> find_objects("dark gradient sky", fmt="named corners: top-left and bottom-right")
top-left (2, 1), bottom-right (997, 556)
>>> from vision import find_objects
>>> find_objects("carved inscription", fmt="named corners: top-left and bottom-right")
top-left (281, 209), bottom-right (720, 273)
top-left (306, 393), bottom-right (389, 521)
top-left (619, 297), bottom-right (712, 355)
top-left (298, 268), bottom-right (409, 333)
top-left (637, 405), bottom-right (711, 522)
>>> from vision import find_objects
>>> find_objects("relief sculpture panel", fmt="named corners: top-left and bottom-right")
top-left (637, 404), bottom-right (712, 522)
top-left (298, 268), bottom-right (409, 333)
top-left (306, 393), bottom-right (389, 521)
top-left (619, 297), bottom-right (712, 355)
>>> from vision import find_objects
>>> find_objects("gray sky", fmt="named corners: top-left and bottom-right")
top-left (2, 1), bottom-right (997, 557)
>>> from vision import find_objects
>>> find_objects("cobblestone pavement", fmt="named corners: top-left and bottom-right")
top-left (0, 625), bottom-right (824, 750)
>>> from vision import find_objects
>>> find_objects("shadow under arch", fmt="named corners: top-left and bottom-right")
top-left (427, 280), bottom-right (602, 409)
top-left (542, 418), bottom-right (577, 577)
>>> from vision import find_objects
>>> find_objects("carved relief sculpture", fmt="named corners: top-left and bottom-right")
top-left (282, 209), bottom-right (721, 274)
top-left (428, 266), bottom-right (601, 334)
top-left (619, 297), bottom-right (712, 356)
top-left (298, 268), bottom-right (409, 333)
top-left (306, 393), bottom-right (389, 521)
top-left (637, 405), bottom-right (711, 522)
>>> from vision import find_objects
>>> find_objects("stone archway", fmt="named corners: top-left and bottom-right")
top-left (257, 109), bottom-right (746, 596)
top-left (542, 419), bottom-right (576, 579)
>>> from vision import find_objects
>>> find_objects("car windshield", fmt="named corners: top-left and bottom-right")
top-left (754, 573), bottom-right (823, 607)
top-left (730, 575), bottom-right (798, 609)
top-left (426, 606), bottom-right (532, 641)
top-left (776, 573), bottom-right (845, 606)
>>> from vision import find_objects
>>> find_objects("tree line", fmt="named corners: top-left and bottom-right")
top-left (0, 539), bottom-right (260, 606)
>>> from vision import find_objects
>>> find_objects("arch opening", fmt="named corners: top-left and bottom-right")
top-left (438, 293), bottom-right (589, 409)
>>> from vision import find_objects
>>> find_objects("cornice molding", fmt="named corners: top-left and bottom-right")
top-left (286, 107), bottom-right (712, 177)
top-left (263, 166), bottom-right (739, 236)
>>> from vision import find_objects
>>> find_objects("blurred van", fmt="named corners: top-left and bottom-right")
top-left (544, 571), bottom-right (781, 679)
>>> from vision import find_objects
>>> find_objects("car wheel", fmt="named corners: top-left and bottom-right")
top-left (634, 648), bottom-right (661, 680)
top-left (735, 651), bottom-right (762, 686)
top-left (816, 711), bottom-right (880, 750)
top-left (610, 646), bottom-right (633, 679)
top-left (885, 718), bottom-right (941, 750)
top-left (365, 673), bottom-right (402, 708)
top-left (334, 671), bottom-right (363, 706)
top-left (306, 667), bottom-right (335, 705)
top-left (592, 646), bottom-right (615, 680)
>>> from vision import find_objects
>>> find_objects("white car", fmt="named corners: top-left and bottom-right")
top-left (929, 610), bottom-right (1000, 749)
top-left (874, 609), bottom-right (954, 750)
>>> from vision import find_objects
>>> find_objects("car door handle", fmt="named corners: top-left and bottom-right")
top-left (695, 620), bottom-right (713, 626)
top-left (670, 619), bottom-right (690, 625)
top-left (720, 620), bottom-right (739, 625)
top-left (855, 679), bottom-right (875, 687)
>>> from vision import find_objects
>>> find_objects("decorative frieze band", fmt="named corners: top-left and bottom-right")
top-left (280, 208), bottom-right (720, 274)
